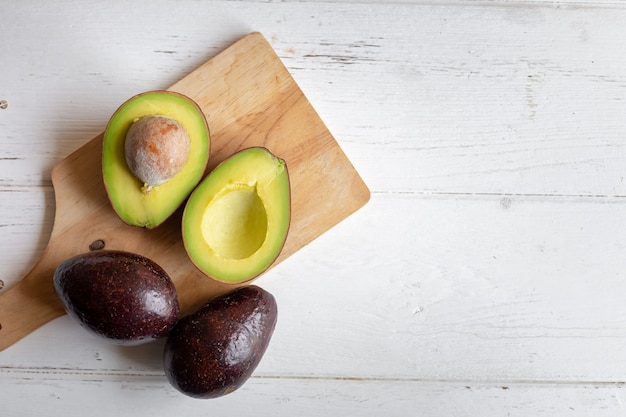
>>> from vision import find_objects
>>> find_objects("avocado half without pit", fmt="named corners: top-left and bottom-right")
top-left (103, 91), bottom-right (210, 228)
top-left (182, 147), bottom-right (291, 284)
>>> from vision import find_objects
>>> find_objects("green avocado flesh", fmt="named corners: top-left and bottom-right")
top-left (103, 91), bottom-right (210, 228)
top-left (182, 147), bottom-right (290, 283)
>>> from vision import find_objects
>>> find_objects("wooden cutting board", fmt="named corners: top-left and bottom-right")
top-left (0, 32), bottom-right (369, 351)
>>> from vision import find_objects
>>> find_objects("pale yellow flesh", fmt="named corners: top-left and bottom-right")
top-left (183, 148), bottom-right (290, 283)
top-left (200, 183), bottom-right (268, 260)
top-left (103, 91), bottom-right (209, 228)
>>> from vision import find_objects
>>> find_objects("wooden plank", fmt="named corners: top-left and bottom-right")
top-left (2, 3), bottom-right (626, 197)
top-left (1, 367), bottom-right (624, 417)
top-left (3, 191), bottom-right (626, 382)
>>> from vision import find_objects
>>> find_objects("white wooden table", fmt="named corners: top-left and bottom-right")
top-left (3, 1), bottom-right (626, 415)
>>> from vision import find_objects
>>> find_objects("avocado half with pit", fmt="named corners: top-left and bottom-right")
top-left (182, 147), bottom-right (290, 284)
top-left (103, 91), bottom-right (210, 228)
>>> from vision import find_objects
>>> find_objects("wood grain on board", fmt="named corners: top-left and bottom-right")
top-left (0, 32), bottom-right (369, 351)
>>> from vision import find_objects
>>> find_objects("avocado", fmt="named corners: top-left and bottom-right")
top-left (163, 285), bottom-right (278, 398)
top-left (103, 91), bottom-right (210, 228)
top-left (53, 250), bottom-right (180, 345)
top-left (181, 147), bottom-right (290, 284)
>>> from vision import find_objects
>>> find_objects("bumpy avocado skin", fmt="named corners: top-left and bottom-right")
top-left (53, 250), bottom-right (180, 345)
top-left (103, 91), bottom-right (210, 229)
top-left (163, 285), bottom-right (278, 399)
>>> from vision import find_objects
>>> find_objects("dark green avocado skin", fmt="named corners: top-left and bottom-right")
top-left (163, 285), bottom-right (277, 399)
top-left (53, 250), bottom-right (180, 345)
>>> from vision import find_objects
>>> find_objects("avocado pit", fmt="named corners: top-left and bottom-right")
top-left (124, 115), bottom-right (191, 192)
top-left (102, 90), bottom-right (210, 229)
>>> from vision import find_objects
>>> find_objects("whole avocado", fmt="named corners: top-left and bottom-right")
top-left (163, 285), bottom-right (278, 398)
top-left (53, 250), bottom-right (180, 345)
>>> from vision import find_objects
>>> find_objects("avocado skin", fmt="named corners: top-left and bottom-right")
top-left (53, 250), bottom-right (180, 345)
top-left (163, 285), bottom-right (277, 398)
top-left (182, 147), bottom-right (290, 283)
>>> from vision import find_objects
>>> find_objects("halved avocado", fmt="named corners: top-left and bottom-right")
top-left (182, 147), bottom-right (290, 284)
top-left (103, 91), bottom-right (210, 228)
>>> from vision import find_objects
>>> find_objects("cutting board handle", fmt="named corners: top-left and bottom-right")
top-left (0, 246), bottom-right (66, 351)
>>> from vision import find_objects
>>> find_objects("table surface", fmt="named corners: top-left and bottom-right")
top-left (3, 1), bottom-right (626, 415)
